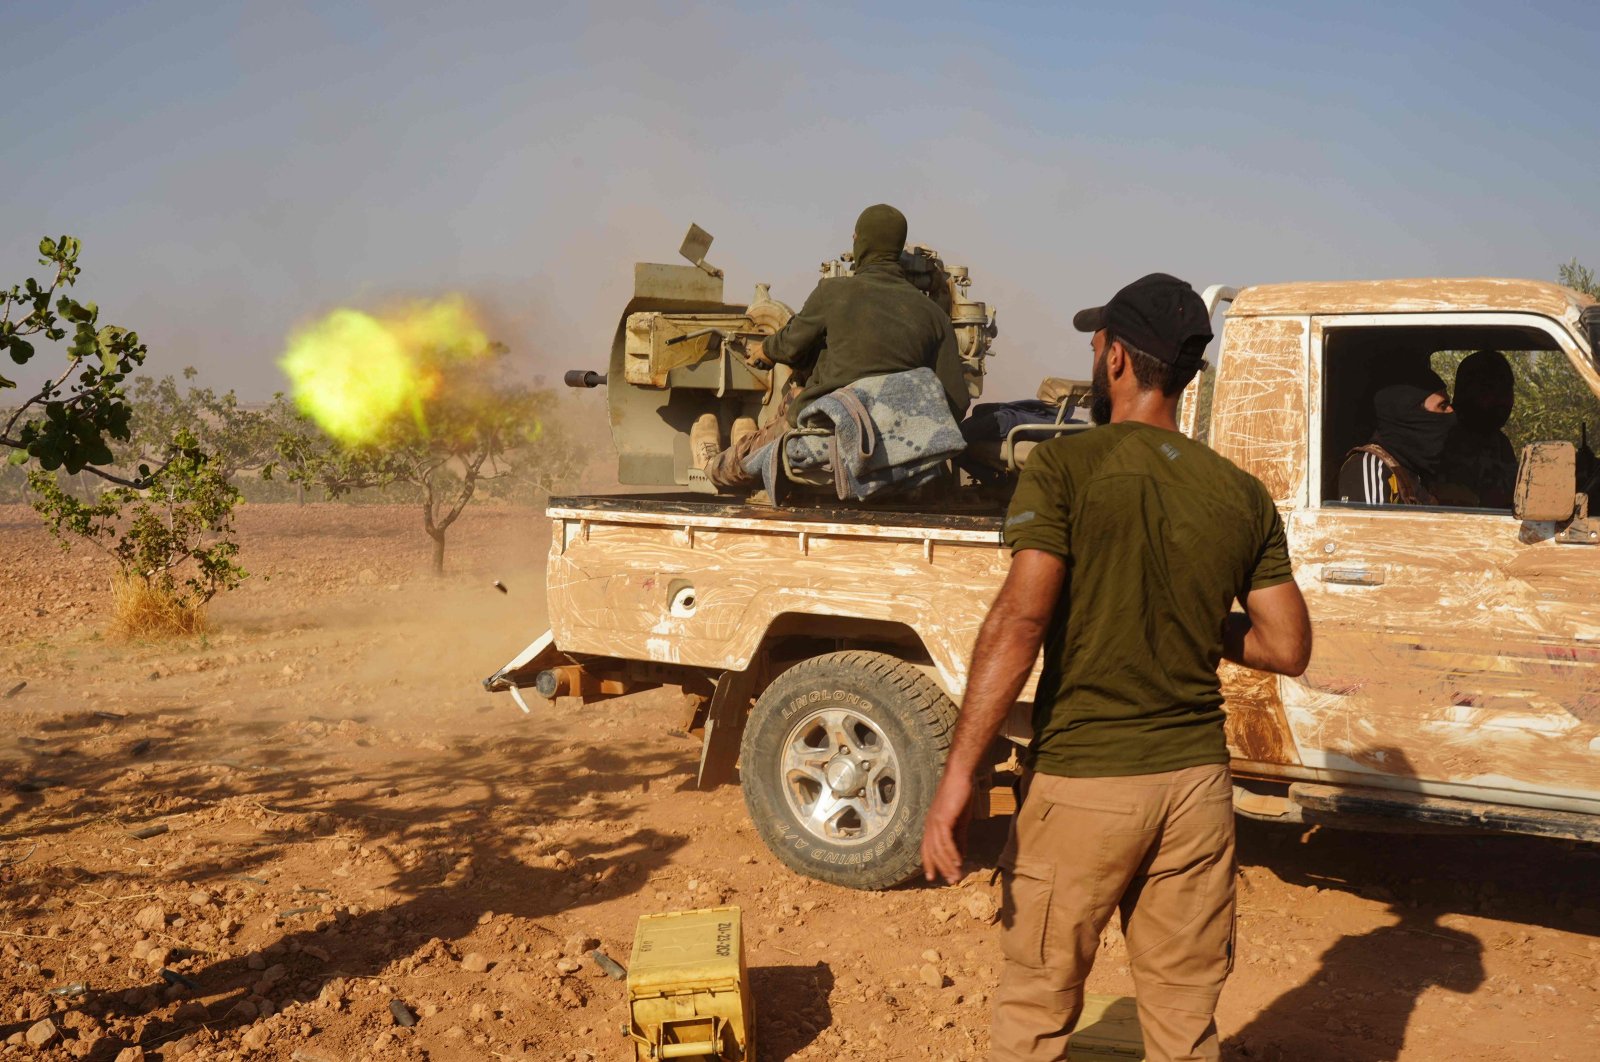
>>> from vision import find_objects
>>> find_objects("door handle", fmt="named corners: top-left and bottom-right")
top-left (1321, 565), bottom-right (1385, 586)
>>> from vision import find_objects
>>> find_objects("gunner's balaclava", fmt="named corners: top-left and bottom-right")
top-left (852, 204), bottom-right (908, 268)
top-left (1372, 381), bottom-right (1455, 477)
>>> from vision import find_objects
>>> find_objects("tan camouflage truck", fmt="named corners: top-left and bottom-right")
top-left (486, 231), bottom-right (1600, 889)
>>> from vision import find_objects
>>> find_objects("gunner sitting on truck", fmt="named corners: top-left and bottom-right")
top-left (1337, 371), bottom-right (1454, 505)
top-left (693, 203), bottom-right (971, 490)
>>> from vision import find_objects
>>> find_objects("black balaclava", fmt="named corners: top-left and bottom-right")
top-left (852, 204), bottom-right (908, 268)
top-left (1453, 349), bottom-right (1514, 433)
top-left (1372, 381), bottom-right (1454, 477)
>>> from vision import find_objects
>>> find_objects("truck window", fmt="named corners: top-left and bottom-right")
top-left (1320, 323), bottom-right (1597, 508)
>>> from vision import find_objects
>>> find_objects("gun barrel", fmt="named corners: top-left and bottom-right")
top-left (564, 370), bottom-right (608, 389)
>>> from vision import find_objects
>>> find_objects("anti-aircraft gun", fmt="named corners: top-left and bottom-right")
top-left (564, 224), bottom-right (999, 490)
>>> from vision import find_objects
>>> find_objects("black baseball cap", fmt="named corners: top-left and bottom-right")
top-left (1073, 273), bottom-right (1213, 369)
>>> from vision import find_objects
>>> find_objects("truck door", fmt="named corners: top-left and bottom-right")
top-left (1288, 312), bottom-right (1600, 815)
top-left (1202, 312), bottom-right (1313, 768)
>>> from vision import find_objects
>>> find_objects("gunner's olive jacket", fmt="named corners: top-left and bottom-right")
top-left (762, 257), bottom-right (970, 426)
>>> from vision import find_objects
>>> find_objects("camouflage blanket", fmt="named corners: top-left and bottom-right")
top-left (742, 367), bottom-right (965, 500)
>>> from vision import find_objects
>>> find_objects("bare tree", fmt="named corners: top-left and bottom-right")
top-left (276, 349), bottom-right (580, 573)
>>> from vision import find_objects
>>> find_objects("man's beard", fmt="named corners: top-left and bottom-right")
top-left (1088, 354), bottom-right (1112, 426)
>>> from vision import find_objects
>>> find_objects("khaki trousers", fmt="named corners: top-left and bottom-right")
top-left (989, 764), bottom-right (1236, 1062)
top-left (705, 386), bottom-right (797, 490)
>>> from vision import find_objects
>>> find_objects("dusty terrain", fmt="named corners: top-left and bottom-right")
top-left (2, 502), bottom-right (1598, 1061)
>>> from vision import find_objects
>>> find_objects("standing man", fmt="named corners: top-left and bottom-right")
top-left (694, 203), bottom-right (970, 490)
top-left (921, 273), bottom-right (1313, 1062)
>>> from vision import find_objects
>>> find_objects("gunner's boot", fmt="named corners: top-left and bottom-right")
top-left (690, 413), bottom-right (723, 472)
top-left (730, 416), bottom-right (758, 455)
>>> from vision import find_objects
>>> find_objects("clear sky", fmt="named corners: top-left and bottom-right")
top-left (4, 0), bottom-right (1598, 400)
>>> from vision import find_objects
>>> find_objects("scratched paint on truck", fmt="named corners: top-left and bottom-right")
top-left (1207, 316), bottom-right (1309, 505)
top-left (1204, 288), bottom-right (1600, 812)
top-left (1281, 505), bottom-right (1600, 813)
top-left (548, 509), bottom-right (1311, 773)
top-left (1230, 277), bottom-right (1585, 321)
top-left (547, 519), bottom-right (1012, 697)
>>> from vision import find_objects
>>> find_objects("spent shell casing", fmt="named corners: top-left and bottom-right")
top-left (590, 949), bottom-right (627, 980)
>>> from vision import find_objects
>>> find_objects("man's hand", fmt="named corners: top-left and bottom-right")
top-left (921, 772), bottom-right (974, 884)
top-left (742, 337), bottom-right (773, 371)
top-left (919, 549), bottom-right (1065, 886)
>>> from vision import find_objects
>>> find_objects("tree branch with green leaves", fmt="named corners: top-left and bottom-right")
top-left (2, 237), bottom-right (154, 486)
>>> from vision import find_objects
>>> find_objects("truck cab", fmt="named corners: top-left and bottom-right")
top-left (1194, 279), bottom-right (1600, 829)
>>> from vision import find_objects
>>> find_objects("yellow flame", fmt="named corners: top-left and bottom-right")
top-left (279, 296), bottom-right (491, 447)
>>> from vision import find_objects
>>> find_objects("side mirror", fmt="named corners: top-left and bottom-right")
top-left (1514, 441), bottom-right (1578, 522)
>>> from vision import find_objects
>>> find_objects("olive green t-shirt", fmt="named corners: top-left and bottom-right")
top-left (1003, 422), bottom-right (1293, 777)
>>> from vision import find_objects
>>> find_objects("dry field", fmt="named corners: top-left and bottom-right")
top-left (1, 502), bottom-right (1598, 1061)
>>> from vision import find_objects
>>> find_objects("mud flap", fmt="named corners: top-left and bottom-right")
top-left (697, 668), bottom-right (756, 789)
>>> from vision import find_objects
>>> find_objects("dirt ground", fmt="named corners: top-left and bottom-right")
top-left (2, 502), bottom-right (1598, 1061)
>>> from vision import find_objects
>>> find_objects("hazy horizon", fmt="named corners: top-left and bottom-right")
top-left (5, 1), bottom-right (1597, 403)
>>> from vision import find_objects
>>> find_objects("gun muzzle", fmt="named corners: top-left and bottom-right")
top-left (564, 369), bottom-right (608, 389)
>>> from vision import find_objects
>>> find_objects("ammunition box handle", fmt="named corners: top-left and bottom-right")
top-left (659, 1042), bottom-right (719, 1059)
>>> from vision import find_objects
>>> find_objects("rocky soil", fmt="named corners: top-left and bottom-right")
top-left (1, 502), bottom-right (1598, 1060)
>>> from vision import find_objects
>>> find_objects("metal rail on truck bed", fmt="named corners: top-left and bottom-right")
top-left (544, 493), bottom-right (1007, 534)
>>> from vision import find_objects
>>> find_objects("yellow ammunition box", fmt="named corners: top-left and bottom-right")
top-left (626, 906), bottom-right (754, 1060)
top-left (1069, 994), bottom-right (1145, 1060)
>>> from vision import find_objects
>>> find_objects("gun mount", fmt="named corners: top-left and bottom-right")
top-left (566, 224), bottom-right (999, 487)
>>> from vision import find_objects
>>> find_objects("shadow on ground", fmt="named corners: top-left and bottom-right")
top-left (752, 962), bottom-right (835, 1060)
top-left (0, 694), bottom-right (694, 1057)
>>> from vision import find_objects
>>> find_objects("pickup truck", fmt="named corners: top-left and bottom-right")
top-left (486, 244), bottom-right (1600, 891)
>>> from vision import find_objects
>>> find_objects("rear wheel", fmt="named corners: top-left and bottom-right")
top-left (740, 650), bottom-right (957, 890)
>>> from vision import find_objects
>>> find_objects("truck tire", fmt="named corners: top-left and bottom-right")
top-left (740, 650), bottom-right (957, 890)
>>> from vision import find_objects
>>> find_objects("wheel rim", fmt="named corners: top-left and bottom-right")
top-left (779, 706), bottom-right (901, 846)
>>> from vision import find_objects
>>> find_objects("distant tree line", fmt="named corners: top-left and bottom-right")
top-left (5, 354), bottom-right (592, 572)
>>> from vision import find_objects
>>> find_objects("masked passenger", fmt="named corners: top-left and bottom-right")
top-left (1337, 374), bottom-right (1454, 505)
top-left (1433, 350), bottom-right (1518, 508)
